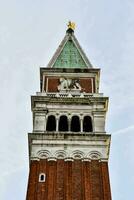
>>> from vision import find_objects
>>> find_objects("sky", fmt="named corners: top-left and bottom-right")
top-left (0, 0), bottom-right (134, 199)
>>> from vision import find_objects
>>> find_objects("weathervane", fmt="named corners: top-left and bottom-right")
top-left (67, 21), bottom-right (76, 31)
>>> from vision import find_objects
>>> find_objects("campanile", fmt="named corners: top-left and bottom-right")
top-left (26, 22), bottom-right (112, 200)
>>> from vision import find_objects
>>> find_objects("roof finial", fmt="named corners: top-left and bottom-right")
top-left (66, 21), bottom-right (76, 34)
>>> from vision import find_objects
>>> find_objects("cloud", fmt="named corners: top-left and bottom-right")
top-left (112, 125), bottom-right (134, 135)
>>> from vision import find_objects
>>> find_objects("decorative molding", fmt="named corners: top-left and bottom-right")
top-left (31, 149), bottom-right (108, 161)
top-left (88, 151), bottom-right (102, 160)
top-left (37, 150), bottom-right (51, 159)
top-left (47, 157), bottom-right (57, 161)
top-left (71, 150), bottom-right (85, 159)
top-left (55, 150), bottom-right (67, 159)
top-left (28, 133), bottom-right (111, 162)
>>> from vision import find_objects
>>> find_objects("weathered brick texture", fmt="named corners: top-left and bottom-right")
top-left (26, 160), bottom-right (112, 200)
top-left (101, 162), bottom-right (112, 200)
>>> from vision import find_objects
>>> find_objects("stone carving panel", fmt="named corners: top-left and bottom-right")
top-left (57, 77), bottom-right (82, 92)
top-left (45, 76), bottom-right (94, 93)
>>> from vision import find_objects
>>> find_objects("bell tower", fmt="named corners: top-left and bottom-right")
top-left (26, 22), bottom-right (112, 200)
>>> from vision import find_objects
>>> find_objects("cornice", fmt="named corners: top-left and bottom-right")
top-left (28, 133), bottom-right (111, 162)
top-left (31, 95), bottom-right (109, 110)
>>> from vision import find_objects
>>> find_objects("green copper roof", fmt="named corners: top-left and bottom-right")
top-left (47, 32), bottom-right (93, 68)
top-left (53, 39), bottom-right (87, 68)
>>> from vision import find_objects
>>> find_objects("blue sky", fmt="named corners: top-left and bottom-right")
top-left (0, 0), bottom-right (134, 199)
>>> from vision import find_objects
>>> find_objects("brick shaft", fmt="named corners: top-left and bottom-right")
top-left (26, 160), bottom-right (111, 200)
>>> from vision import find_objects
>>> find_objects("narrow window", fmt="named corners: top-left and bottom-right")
top-left (83, 116), bottom-right (92, 132)
top-left (71, 116), bottom-right (80, 132)
top-left (59, 115), bottom-right (68, 131)
top-left (46, 115), bottom-right (56, 131)
top-left (39, 173), bottom-right (46, 182)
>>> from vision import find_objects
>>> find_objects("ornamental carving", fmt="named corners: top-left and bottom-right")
top-left (33, 149), bottom-right (103, 161)
top-left (57, 77), bottom-right (82, 92)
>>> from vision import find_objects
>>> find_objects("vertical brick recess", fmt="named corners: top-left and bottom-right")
top-left (65, 161), bottom-right (72, 200)
top-left (72, 160), bottom-right (82, 200)
top-left (90, 160), bottom-right (103, 200)
top-left (26, 160), bottom-right (38, 200)
top-left (101, 162), bottom-right (112, 200)
top-left (42, 160), bottom-right (47, 200)
top-left (82, 161), bottom-right (91, 200)
top-left (36, 159), bottom-right (47, 200)
top-left (47, 161), bottom-right (57, 200)
top-left (56, 160), bottom-right (65, 200)
top-left (26, 160), bottom-right (112, 200)
top-left (36, 160), bottom-right (41, 200)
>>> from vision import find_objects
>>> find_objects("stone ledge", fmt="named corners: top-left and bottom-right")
top-left (28, 133), bottom-right (111, 162)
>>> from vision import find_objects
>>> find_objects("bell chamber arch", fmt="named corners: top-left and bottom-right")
top-left (71, 115), bottom-right (80, 132)
top-left (59, 115), bottom-right (69, 131)
top-left (83, 116), bottom-right (93, 132)
top-left (46, 115), bottom-right (56, 131)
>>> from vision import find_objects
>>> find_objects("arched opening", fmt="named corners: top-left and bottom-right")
top-left (39, 173), bottom-right (46, 182)
top-left (59, 115), bottom-right (68, 131)
top-left (71, 116), bottom-right (80, 132)
top-left (83, 116), bottom-right (92, 132)
top-left (46, 115), bottom-right (56, 131)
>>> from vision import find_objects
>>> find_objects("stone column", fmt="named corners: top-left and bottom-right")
top-left (56, 115), bottom-right (59, 132)
top-left (80, 114), bottom-right (83, 132)
top-left (68, 115), bottom-right (71, 132)
top-left (80, 118), bottom-right (83, 132)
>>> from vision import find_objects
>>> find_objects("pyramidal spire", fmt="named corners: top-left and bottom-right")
top-left (47, 22), bottom-right (93, 68)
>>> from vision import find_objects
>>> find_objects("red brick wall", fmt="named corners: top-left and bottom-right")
top-left (56, 160), bottom-right (64, 200)
top-left (101, 162), bottom-right (112, 200)
top-left (91, 160), bottom-right (104, 199)
top-left (26, 160), bottom-right (112, 200)
top-left (82, 161), bottom-right (91, 200)
top-left (47, 78), bottom-right (59, 92)
top-left (79, 78), bottom-right (94, 93)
